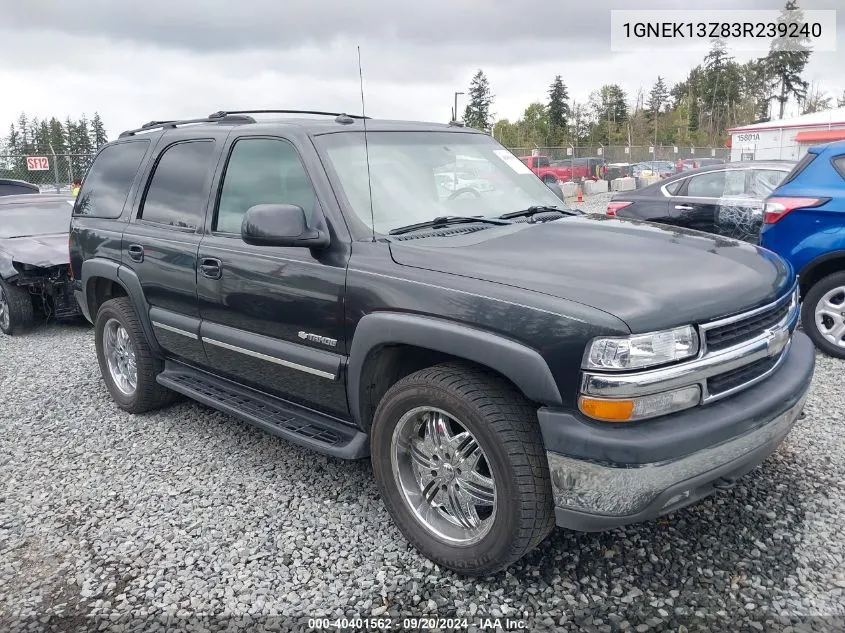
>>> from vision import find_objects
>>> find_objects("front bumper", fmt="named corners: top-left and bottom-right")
top-left (542, 330), bottom-right (815, 531)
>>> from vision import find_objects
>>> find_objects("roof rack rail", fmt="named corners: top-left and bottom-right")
top-left (141, 120), bottom-right (177, 129)
top-left (207, 109), bottom-right (370, 120)
top-left (118, 113), bottom-right (256, 138)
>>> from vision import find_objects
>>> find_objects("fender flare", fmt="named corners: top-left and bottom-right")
top-left (346, 312), bottom-right (563, 426)
top-left (798, 249), bottom-right (845, 286)
top-left (81, 258), bottom-right (162, 355)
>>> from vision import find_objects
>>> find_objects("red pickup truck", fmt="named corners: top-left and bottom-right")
top-left (519, 155), bottom-right (592, 183)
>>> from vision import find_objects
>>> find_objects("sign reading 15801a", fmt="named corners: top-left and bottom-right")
top-left (26, 156), bottom-right (50, 171)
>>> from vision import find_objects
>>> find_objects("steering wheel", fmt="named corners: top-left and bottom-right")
top-left (447, 187), bottom-right (482, 201)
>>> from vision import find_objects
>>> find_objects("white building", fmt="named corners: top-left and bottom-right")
top-left (727, 107), bottom-right (845, 162)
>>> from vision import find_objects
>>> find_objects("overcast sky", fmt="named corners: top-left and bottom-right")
top-left (1, 0), bottom-right (842, 141)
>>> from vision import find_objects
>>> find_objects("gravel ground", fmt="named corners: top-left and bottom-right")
top-left (1, 321), bottom-right (844, 633)
top-left (567, 191), bottom-right (614, 215)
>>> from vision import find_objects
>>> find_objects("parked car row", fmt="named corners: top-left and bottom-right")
top-left (608, 142), bottom-right (845, 359)
top-left (1, 111), bottom-right (826, 578)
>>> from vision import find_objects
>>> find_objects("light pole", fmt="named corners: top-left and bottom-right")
top-left (453, 91), bottom-right (465, 123)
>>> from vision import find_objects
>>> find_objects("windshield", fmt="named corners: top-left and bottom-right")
top-left (0, 201), bottom-right (73, 238)
top-left (314, 131), bottom-right (566, 235)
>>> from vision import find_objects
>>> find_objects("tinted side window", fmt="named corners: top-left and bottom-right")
top-left (686, 170), bottom-right (744, 197)
top-left (833, 156), bottom-right (845, 180)
top-left (73, 140), bottom-right (149, 218)
top-left (747, 169), bottom-right (787, 197)
top-left (139, 140), bottom-right (215, 230)
top-left (664, 179), bottom-right (684, 195)
top-left (214, 138), bottom-right (317, 235)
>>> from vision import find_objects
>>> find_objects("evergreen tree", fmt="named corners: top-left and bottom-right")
top-left (647, 76), bottom-right (668, 145)
top-left (838, 90), bottom-right (845, 108)
top-left (90, 112), bottom-right (108, 148)
top-left (462, 70), bottom-right (494, 132)
top-left (547, 75), bottom-right (570, 144)
top-left (647, 76), bottom-right (668, 118)
top-left (6, 124), bottom-right (19, 154)
top-left (766, 0), bottom-right (811, 119)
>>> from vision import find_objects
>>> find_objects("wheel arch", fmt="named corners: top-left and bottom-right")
top-left (798, 250), bottom-right (845, 298)
top-left (347, 312), bottom-right (563, 430)
top-left (81, 258), bottom-right (162, 355)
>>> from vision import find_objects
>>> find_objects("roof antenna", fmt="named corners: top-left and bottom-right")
top-left (358, 45), bottom-right (376, 242)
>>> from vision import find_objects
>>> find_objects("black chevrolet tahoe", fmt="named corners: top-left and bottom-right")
top-left (69, 110), bottom-right (815, 576)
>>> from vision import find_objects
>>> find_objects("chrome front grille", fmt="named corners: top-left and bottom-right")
top-left (698, 283), bottom-right (800, 401)
top-left (706, 355), bottom-right (780, 396)
top-left (580, 283), bottom-right (800, 407)
top-left (703, 289), bottom-right (796, 353)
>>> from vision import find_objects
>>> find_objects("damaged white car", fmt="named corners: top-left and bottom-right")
top-left (0, 194), bottom-right (81, 335)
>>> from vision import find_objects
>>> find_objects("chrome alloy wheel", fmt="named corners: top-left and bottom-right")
top-left (391, 406), bottom-right (497, 545)
top-left (0, 287), bottom-right (9, 332)
top-left (103, 318), bottom-right (137, 395)
top-left (814, 285), bottom-right (845, 348)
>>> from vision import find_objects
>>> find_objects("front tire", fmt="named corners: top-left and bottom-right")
top-left (94, 297), bottom-right (176, 413)
top-left (370, 363), bottom-right (555, 576)
top-left (801, 271), bottom-right (845, 359)
top-left (0, 279), bottom-right (34, 335)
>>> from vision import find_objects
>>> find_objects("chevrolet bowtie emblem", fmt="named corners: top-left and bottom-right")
top-left (766, 328), bottom-right (789, 357)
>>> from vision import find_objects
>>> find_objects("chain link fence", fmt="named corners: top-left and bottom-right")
top-left (0, 153), bottom-right (96, 193)
top-left (505, 145), bottom-right (731, 163)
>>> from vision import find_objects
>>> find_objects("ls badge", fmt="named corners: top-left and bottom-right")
top-left (298, 331), bottom-right (338, 347)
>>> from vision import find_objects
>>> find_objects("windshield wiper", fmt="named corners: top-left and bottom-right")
top-left (388, 215), bottom-right (510, 236)
top-left (497, 205), bottom-right (583, 220)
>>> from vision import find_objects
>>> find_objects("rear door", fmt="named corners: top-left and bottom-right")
top-left (669, 169), bottom-right (746, 235)
top-left (122, 129), bottom-right (224, 365)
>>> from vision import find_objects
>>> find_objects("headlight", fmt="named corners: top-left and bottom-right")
top-left (584, 325), bottom-right (700, 371)
top-left (579, 385), bottom-right (701, 422)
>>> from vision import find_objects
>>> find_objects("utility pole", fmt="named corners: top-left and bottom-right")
top-left (453, 91), bottom-right (465, 123)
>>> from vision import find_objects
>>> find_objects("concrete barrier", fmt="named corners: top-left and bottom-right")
top-left (611, 177), bottom-right (637, 192)
top-left (636, 176), bottom-right (661, 189)
top-left (561, 181), bottom-right (578, 197)
top-left (585, 179), bottom-right (609, 194)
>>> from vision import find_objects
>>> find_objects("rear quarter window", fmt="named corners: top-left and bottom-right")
top-left (73, 140), bottom-right (150, 218)
top-left (833, 156), bottom-right (845, 180)
top-left (664, 179), bottom-right (684, 195)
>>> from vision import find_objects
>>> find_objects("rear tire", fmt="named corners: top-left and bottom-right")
top-left (0, 279), bottom-right (34, 335)
top-left (370, 363), bottom-right (555, 576)
top-left (801, 271), bottom-right (845, 359)
top-left (94, 297), bottom-right (177, 413)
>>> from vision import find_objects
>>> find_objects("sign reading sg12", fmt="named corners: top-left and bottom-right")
top-left (26, 156), bottom-right (50, 171)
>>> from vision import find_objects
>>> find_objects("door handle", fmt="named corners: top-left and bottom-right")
top-left (200, 258), bottom-right (222, 280)
top-left (127, 244), bottom-right (144, 263)
top-left (674, 205), bottom-right (694, 211)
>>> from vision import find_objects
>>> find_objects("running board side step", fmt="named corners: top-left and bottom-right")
top-left (156, 361), bottom-right (369, 459)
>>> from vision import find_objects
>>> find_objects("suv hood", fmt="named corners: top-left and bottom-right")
top-left (389, 216), bottom-right (793, 332)
top-left (0, 234), bottom-right (69, 268)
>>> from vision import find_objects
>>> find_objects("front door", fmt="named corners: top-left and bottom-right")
top-left (196, 135), bottom-right (349, 418)
top-left (122, 134), bottom-right (220, 365)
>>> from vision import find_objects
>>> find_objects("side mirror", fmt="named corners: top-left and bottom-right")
top-left (546, 181), bottom-right (566, 202)
top-left (241, 204), bottom-right (329, 248)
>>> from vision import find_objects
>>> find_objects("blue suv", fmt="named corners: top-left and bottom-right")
top-left (760, 140), bottom-right (845, 358)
